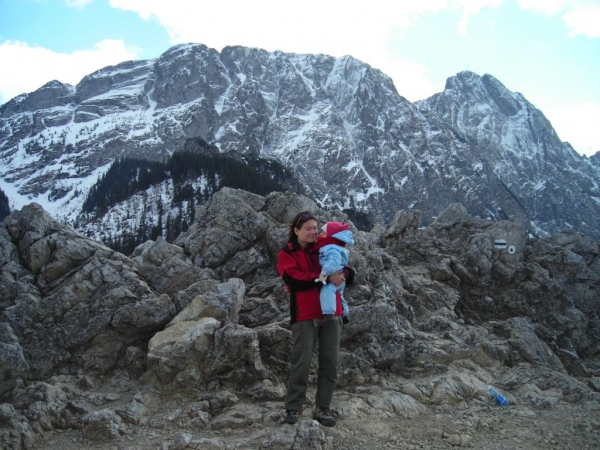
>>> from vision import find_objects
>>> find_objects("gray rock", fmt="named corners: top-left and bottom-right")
top-left (167, 278), bottom-right (245, 326)
top-left (385, 209), bottom-right (422, 240)
top-left (0, 402), bottom-right (36, 449)
top-left (147, 317), bottom-right (221, 385)
top-left (1, 191), bottom-right (599, 449)
top-left (114, 398), bottom-right (151, 425)
top-left (0, 324), bottom-right (29, 398)
top-left (175, 188), bottom-right (276, 268)
top-left (205, 324), bottom-right (284, 398)
top-left (432, 203), bottom-right (470, 230)
top-left (0, 203), bottom-right (180, 379)
top-left (131, 236), bottom-right (212, 297)
top-left (188, 438), bottom-right (225, 449)
top-left (168, 432), bottom-right (192, 450)
top-left (210, 403), bottom-right (263, 429)
top-left (83, 409), bottom-right (127, 441)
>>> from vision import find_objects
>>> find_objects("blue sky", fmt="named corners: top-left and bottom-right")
top-left (0, 0), bottom-right (598, 156)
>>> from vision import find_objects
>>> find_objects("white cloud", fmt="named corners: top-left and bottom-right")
top-left (518, 0), bottom-right (600, 38)
top-left (546, 102), bottom-right (600, 156)
top-left (109, 0), bottom-right (506, 48)
top-left (107, 1), bottom-right (506, 102)
top-left (0, 39), bottom-right (140, 104)
top-left (64, 0), bottom-right (94, 9)
top-left (517, 0), bottom-right (569, 16)
top-left (563, 7), bottom-right (600, 38)
top-left (108, 0), bottom-right (450, 100)
top-left (453, 0), bottom-right (503, 34)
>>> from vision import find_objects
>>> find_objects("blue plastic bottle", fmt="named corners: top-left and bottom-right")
top-left (488, 386), bottom-right (509, 406)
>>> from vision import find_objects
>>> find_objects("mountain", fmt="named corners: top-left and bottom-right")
top-left (1, 43), bottom-right (599, 240)
top-left (416, 72), bottom-right (600, 238)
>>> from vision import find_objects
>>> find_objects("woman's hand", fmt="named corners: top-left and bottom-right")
top-left (328, 271), bottom-right (346, 287)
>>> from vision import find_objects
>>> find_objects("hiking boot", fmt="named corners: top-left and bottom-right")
top-left (318, 314), bottom-right (336, 327)
top-left (313, 405), bottom-right (337, 427)
top-left (283, 409), bottom-right (298, 424)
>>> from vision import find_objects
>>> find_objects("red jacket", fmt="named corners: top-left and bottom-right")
top-left (277, 241), bottom-right (344, 324)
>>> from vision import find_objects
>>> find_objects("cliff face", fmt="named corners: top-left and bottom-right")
top-left (1, 188), bottom-right (599, 448)
top-left (1, 44), bottom-right (599, 239)
top-left (417, 71), bottom-right (600, 238)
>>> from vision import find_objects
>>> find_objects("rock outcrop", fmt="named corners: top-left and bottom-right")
top-left (0, 188), bottom-right (599, 448)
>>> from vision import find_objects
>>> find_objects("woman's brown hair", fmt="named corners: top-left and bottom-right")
top-left (288, 212), bottom-right (317, 243)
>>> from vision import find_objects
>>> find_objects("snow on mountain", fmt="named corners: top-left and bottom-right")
top-left (1, 43), bottom-right (599, 239)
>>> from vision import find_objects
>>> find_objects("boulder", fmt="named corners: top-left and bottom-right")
top-left (147, 317), bottom-right (221, 385)
top-left (167, 278), bottom-right (245, 327)
top-left (131, 236), bottom-right (215, 297)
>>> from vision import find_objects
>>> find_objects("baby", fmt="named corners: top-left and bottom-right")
top-left (314, 221), bottom-right (354, 325)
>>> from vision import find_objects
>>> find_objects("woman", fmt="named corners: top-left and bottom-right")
top-left (277, 211), bottom-right (354, 427)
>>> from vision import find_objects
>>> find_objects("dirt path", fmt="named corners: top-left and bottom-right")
top-left (35, 395), bottom-right (600, 450)
top-left (332, 401), bottom-right (600, 450)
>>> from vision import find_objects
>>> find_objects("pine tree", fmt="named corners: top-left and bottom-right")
top-left (152, 196), bottom-right (164, 240)
top-left (81, 149), bottom-right (288, 251)
top-left (0, 188), bottom-right (10, 221)
top-left (188, 195), bottom-right (196, 223)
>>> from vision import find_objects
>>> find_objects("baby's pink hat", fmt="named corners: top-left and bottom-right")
top-left (322, 221), bottom-right (349, 237)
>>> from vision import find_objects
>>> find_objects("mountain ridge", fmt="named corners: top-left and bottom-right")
top-left (1, 43), bottom-right (599, 240)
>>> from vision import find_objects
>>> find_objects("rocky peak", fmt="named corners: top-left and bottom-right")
top-left (0, 80), bottom-right (75, 118)
top-left (442, 71), bottom-right (518, 113)
top-left (418, 71), bottom-right (599, 238)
